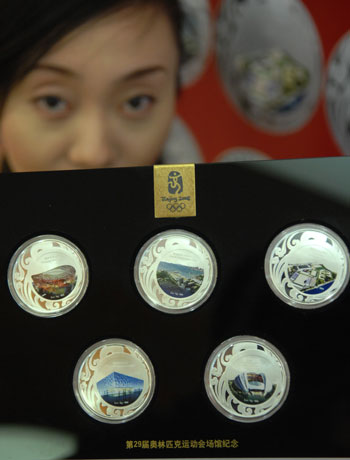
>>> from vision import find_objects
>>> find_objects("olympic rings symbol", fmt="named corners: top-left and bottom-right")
top-left (166, 202), bottom-right (186, 212)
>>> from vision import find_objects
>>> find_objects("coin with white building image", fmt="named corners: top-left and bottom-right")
top-left (265, 224), bottom-right (350, 309)
top-left (215, 0), bottom-right (323, 133)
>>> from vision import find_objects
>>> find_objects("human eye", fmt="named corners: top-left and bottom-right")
top-left (123, 95), bottom-right (155, 117)
top-left (34, 95), bottom-right (70, 118)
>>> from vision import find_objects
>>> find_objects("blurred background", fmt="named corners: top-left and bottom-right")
top-left (163, 0), bottom-right (350, 164)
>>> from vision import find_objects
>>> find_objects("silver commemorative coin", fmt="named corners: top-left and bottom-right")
top-left (179, 0), bottom-right (212, 87)
top-left (215, 0), bottom-right (323, 133)
top-left (134, 229), bottom-right (217, 314)
top-left (265, 223), bottom-right (350, 309)
top-left (204, 336), bottom-right (290, 423)
top-left (8, 235), bottom-right (89, 317)
top-left (162, 116), bottom-right (204, 164)
top-left (325, 32), bottom-right (350, 156)
top-left (73, 339), bottom-right (155, 424)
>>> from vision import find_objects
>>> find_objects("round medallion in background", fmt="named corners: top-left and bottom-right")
top-left (73, 339), bottom-right (155, 424)
top-left (265, 224), bottom-right (350, 309)
top-left (214, 147), bottom-right (270, 163)
top-left (179, 0), bottom-right (212, 87)
top-left (325, 32), bottom-right (350, 156)
top-left (204, 336), bottom-right (290, 423)
top-left (162, 116), bottom-right (203, 164)
top-left (215, 0), bottom-right (323, 133)
top-left (8, 235), bottom-right (89, 317)
top-left (134, 229), bottom-right (217, 314)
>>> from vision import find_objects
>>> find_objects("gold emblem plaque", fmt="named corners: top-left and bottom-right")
top-left (153, 164), bottom-right (196, 218)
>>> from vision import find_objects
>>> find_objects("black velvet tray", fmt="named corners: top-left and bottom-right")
top-left (1, 157), bottom-right (350, 459)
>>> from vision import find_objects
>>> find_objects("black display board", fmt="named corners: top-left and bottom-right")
top-left (1, 157), bottom-right (350, 459)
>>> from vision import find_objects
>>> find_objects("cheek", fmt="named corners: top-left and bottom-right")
top-left (120, 100), bottom-right (175, 166)
top-left (0, 115), bottom-right (34, 169)
top-left (0, 113), bottom-right (64, 171)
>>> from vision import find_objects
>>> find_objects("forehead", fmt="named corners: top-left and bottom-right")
top-left (39, 4), bottom-right (179, 73)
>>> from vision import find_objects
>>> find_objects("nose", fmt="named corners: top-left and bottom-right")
top-left (68, 111), bottom-right (118, 169)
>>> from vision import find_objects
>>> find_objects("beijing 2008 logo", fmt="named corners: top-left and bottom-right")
top-left (155, 165), bottom-right (195, 218)
top-left (165, 171), bottom-right (188, 212)
top-left (168, 171), bottom-right (183, 195)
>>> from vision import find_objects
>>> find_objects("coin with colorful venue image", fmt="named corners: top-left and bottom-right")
top-left (179, 0), bottom-right (212, 87)
top-left (73, 339), bottom-right (155, 424)
top-left (8, 235), bottom-right (89, 317)
top-left (215, 0), bottom-right (323, 133)
top-left (265, 224), bottom-right (350, 309)
top-left (325, 32), bottom-right (350, 156)
top-left (134, 229), bottom-right (217, 314)
top-left (204, 336), bottom-right (290, 423)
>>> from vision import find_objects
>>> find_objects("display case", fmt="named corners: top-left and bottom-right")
top-left (1, 157), bottom-right (350, 459)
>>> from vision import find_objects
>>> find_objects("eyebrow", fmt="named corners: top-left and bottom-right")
top-left (34, 63), bottom-right (78, 78)
top-left (123, 66), bottom-right (167, 81)
top-left (33, 63), bottom-right (168, 82)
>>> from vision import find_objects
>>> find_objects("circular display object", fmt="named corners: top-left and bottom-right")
top-left (134, 229), bottom-right (217, 314)
top-left (8, 234), bottom-right (88, 317)
top-left (162, 116), bottom-right (203, 164)
top-left (179, 0), bottom-right (212, 87)
top-left (73, 339), bottom-right (155, 424)
top-left (215, 147), bottom-right (270, 163)
top-left (265, 224), bottom-right (350, 309)
top-left (325, 32), bottom-right (350, 156)
top-left (215, 0), bottom-right (323, 133)
top-left (204, 336), bottom-right (290, 423)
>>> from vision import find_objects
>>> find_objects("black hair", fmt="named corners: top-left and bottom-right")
top-left (0, 0), bottom-right (184, 107)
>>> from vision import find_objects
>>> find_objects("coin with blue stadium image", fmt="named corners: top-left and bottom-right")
top-left (73, 339), bottom-right (155, 423)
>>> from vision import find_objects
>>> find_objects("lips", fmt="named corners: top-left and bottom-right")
top-left (32, 265), bottom-right (77, 300)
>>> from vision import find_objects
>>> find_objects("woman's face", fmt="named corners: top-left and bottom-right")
top-left (0, 5), bottom-right (179, 171)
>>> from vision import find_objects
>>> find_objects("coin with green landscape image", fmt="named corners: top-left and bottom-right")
top-left (157, 261), bottom-right (204, 298)
top-left (134, 229), bottom-right (217, 313)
